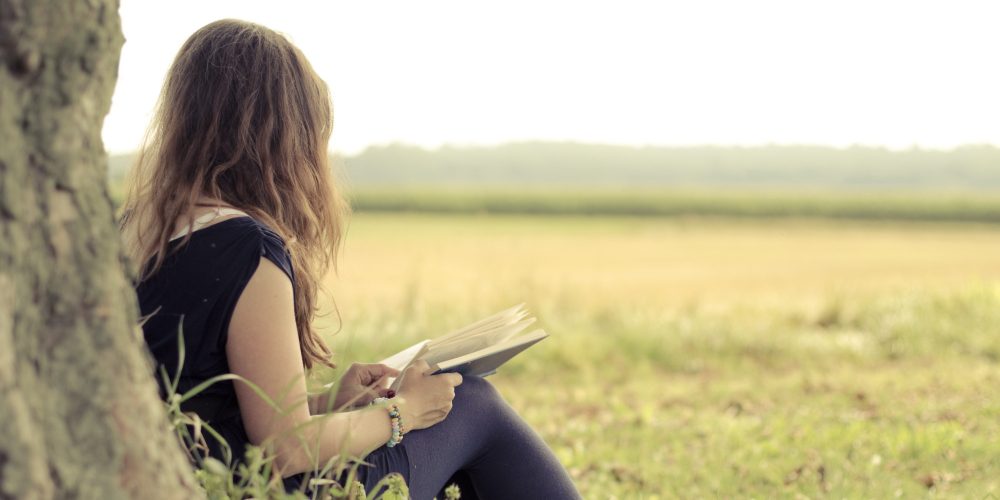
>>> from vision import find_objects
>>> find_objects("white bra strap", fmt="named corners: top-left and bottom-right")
top-left (169, 207), bottom-right (250, 241)
top-left (212, 207), bottom-right (250, 218)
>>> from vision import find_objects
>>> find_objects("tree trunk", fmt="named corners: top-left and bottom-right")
top-left (0, 1), bottom-right (199, 498)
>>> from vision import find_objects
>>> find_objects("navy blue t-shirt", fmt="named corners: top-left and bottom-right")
top-left (135, 216), bottom-right (294, 467)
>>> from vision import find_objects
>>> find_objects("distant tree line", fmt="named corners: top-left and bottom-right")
top-left (110, 142), bottom-right (1000, 190)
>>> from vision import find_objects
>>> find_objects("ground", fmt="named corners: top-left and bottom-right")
top-left (310, 213), bottom-right (1000, 498)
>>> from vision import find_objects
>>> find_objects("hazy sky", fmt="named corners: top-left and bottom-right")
top-left (103, 0), bottom-right (1000, 154)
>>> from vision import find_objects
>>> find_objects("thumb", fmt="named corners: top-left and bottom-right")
top-left (372, 363), bottom-right (401, 378)
top-left (360, 364), bottom-right (399, 386)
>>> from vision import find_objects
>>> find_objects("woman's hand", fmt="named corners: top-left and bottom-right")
top-left (330, 363), bottom-right (400, 410)
top-left (395, 359), bottom-right (463, 432)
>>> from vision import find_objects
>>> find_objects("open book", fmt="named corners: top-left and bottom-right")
top-left (380, 304), bottom-right (549, 391)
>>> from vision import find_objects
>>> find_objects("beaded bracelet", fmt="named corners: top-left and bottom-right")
top-left (372, 397), bottom-right (405, 448)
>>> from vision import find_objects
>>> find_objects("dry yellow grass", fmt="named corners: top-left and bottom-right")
top-left (327, 214), bottom-right (1000, 315)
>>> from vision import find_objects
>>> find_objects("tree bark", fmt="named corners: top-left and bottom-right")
top-left (0, 1), bottom-right (199, 498)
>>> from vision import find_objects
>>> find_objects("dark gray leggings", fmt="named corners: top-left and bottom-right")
top-left (356, 376), bottom-right (580, 500)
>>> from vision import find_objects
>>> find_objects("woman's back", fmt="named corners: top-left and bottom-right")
top-left (136, 215), bottom-right (293, 463)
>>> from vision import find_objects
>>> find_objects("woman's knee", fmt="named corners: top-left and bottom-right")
top-left (449, 376), bottom-right (542, 452)
top-left (452, 375), bottom-right (505, 413)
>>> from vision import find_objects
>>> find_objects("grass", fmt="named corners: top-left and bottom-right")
top-left (109, 182), bottom-right (1000, 223)
top-left (347, 187), bottom-right (1000, 223)
top-left (312, 213), bottom-right (1000, 498)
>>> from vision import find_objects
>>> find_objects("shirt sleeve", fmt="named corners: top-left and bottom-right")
top-left (257, 225), bottom-right (296, 287)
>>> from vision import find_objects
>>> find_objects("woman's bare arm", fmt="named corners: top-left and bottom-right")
top-left (227, 257), bottom-right (392, 476)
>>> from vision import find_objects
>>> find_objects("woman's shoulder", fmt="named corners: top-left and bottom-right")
top-left (230, 217), bottom-right (294, 283)
top-left (175, 216), bottom-right (295, 283)
top-left (220, 216), bottom-right (286, 248)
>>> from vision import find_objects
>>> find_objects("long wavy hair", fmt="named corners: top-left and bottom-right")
top-left (120, 19), bottom-right (348, 369)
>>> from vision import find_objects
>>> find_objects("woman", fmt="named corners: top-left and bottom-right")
top-left (120, 19), bottom-right (578, 499)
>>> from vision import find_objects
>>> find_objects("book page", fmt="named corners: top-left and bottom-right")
top-left (378, 340), bottom-right (429, 391)
top-left (424, 317), bottom-right (536, 364)
top-left (430, 303), bottom-right (528, 345)
top-left (379, 340), bottom-right (430, 371)
top-left (435, 329), bottom-right (549, 375)
top-left (373, 304), bottom-right (547, 391)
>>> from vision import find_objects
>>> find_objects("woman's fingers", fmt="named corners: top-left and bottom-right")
top-left (440, 372), bottom-right (463, 387)
top-left (410, 359), bottom-right (432, 374)
top-left (373, 363), bottom-right (401, 377)
top-left (357, 363), bottom-right (400, 385)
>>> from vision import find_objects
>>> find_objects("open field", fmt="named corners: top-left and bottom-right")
top-left (326, 213), bottom-right (1000, 312)
top-left (347, 188), bottom-right (1000, 223)
top-left (315, 213), bottom-right (1000, 498)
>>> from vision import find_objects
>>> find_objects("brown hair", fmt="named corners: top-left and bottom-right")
top-left (120, 19), bottom-right (348, 369)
